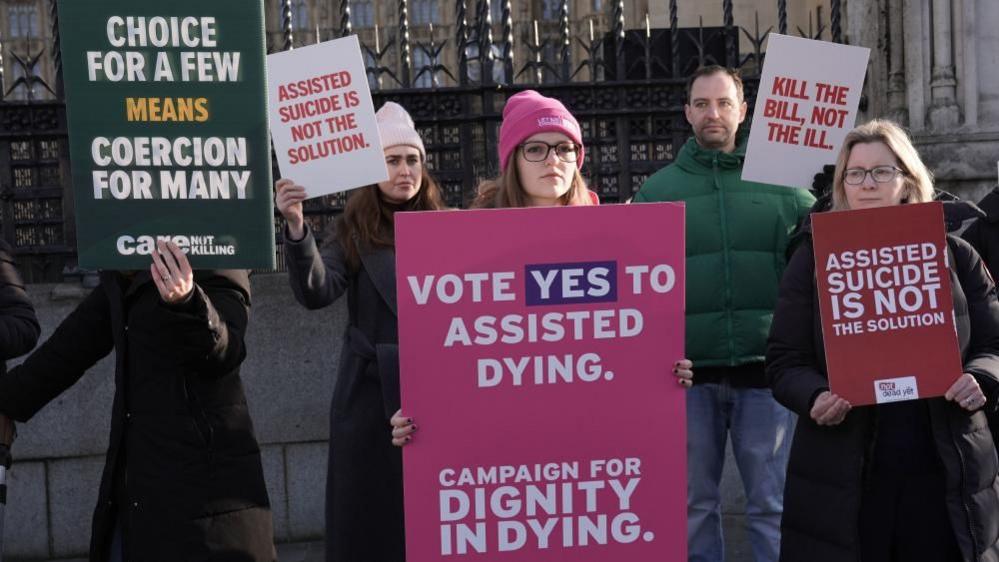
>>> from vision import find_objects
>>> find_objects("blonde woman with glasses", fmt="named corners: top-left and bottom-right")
top-left (767, 118), bottom-right (999, 562)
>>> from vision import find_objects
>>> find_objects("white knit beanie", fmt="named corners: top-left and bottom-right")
top-left (375, 102), bottom-right (426, 161)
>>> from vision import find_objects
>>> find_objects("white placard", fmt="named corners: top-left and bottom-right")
top-left (742, 34), bottom-right (870, 189)
top-left (267, 35), bottom-right (388, 198)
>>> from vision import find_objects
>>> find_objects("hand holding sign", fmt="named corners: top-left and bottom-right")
top-left (674, 359), bottom-right (694, 388)
top-left (275, 178), bottom-right (307, 240)
top-left (152, 240), bottom-right (195, 304)
top-left (944, 373), bottom-right (987, 411)
top-left (390, 409), bottom-right (417, 447)
top-left (809, 391), bottom-right (851, 426)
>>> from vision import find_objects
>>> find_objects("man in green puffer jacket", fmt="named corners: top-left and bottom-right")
top-left (633, 65), bottom-right (814, 562)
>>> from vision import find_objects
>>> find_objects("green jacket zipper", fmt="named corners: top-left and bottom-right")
top-left (714, 155), bottom-right (736, 364)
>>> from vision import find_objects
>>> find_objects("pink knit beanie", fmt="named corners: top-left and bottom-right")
top-left (376, 102), bottom-right (426, 160)
top-left (498, 90), bottom-right (584, 171)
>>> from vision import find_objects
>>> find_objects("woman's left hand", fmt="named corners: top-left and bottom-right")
top-left (674, 358), bottom-right (693, 388)
top-left (945, 373), bottom-right (987, 411)
top-left (390, 409), bottom-right (417, 447)
top-left (151, 240), bottom-right (195, 304)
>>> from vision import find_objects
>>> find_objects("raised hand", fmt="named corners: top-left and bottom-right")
top-left (275, 178), bottom-right (308, 241)
top-left (151, 240), bottom-right (194, 304)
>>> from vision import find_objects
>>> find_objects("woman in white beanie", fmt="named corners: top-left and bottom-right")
top-left (275, 101), bottom-right (446, 562)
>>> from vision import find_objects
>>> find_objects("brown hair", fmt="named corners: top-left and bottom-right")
top-left (831, 119), bottom-right (934, 211)
top-left (470, 150), bottom-right (593, 208)
top-left (331, 167), bottom-right (447, 270)
top-left (686, 65), bottom-right (744, 103)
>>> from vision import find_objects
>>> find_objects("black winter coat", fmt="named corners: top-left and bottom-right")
top-left (767, 234), bottom-right (999, 562)
top-left (0, 270), bottom-right (274, 562)
top-left (0, 239), bottom-right (40, 373)
top-left (962, 187), bottom-right (999, 276)
top-left (284, 225), bottom-right (404, 562)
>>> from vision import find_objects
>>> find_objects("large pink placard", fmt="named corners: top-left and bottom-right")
top-left (395, 203), bottom-right (686, 562)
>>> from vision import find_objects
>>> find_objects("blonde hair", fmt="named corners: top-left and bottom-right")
top-left (831, 119), bottom-right (934, 210)
top-left (471, 160), bottom-right (593, 208)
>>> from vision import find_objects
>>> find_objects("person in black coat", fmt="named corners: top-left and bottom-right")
top-left (0, 240), bottom-right (274, 562)
top-left (767, 119), bottom-right (999, 562)
top-left (962, 186), bottom-right (999, 274)
top-left (959, 187), bottom-right (999, 463)
top-left (274, 102), bottom-right (448, 562)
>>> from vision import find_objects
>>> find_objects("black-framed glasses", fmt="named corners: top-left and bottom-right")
top-left (843, 166), bottom-right (904, 185)
top-left (519, 141), bottom-right (580, 163)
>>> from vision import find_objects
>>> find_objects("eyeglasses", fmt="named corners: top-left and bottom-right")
top-left (519, 141), bottom-right (580, 163)
top-left (843, 166), bottom-right (904, 185)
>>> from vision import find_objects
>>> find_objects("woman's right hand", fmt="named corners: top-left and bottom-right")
top-left (391, 409), bottom-right (417, 447)
top-left (810, 391), bottom-right (851, 426)
top-left (275, 178), bottom-right (307, 241)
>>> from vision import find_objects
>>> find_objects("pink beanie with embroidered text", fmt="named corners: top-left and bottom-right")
top-left (498, 90), bottom-right (584, 171)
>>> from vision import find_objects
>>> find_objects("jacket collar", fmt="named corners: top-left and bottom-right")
top-left (677, 129), bottom-right (749, 171)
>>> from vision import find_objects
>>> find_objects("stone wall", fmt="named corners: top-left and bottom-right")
top-left (851, 0), bottom-right (999, 201)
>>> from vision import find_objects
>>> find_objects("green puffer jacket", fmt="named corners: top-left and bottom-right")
top-left (633, 135), bottom-right (815, 367)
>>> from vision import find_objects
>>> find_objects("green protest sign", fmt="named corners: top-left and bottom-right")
top-left (57, 0), bottom-right (275, 269)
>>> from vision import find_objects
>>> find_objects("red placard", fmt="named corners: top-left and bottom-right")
top-left (812, 202), bottom-right (962, 406)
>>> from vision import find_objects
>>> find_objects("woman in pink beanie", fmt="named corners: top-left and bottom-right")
top-left (471, 90), bottom-right (599, 207)
top-left (390, 92), bottom-right (695, 439)
top-left (275, 101), bottom-right (446, 562)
